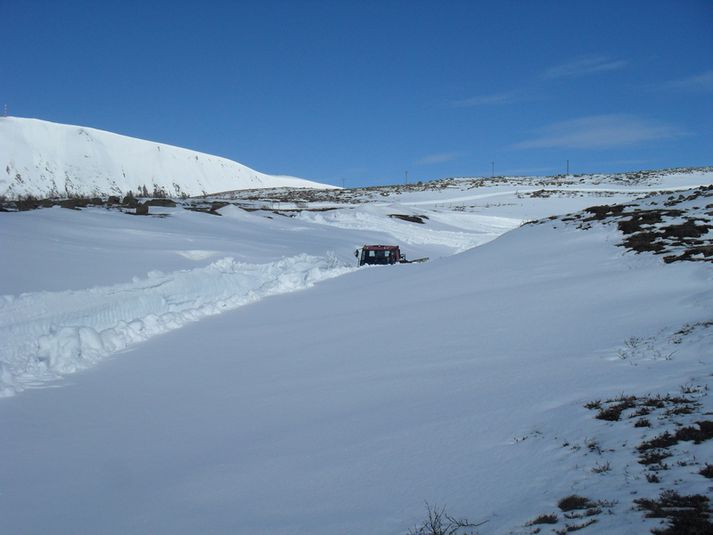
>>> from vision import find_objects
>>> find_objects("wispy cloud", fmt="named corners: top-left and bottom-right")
top-left (513, 114), bottom-right (685, 150)
top-left (415, 151), bottom-right (462, 165)
top-left (450, 90), bottom-right (525, 108)
top-left (660, 70), bottom-right (713, 92)
top-left (543, 55), bottom-right (627, 79)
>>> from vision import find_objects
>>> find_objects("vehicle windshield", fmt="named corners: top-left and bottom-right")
top-left (362, 249), bottom-right (393, 265)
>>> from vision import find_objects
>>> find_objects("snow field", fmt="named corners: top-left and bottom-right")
top-left (1, 173), bottom-right (712, 534)
top-left (297, 203), bottom-right (520, 252)
top-left (0, 198), bottom-right (522, 398)
top-left (1, 214), bottom-right (708, 534)
top-left (0, 254), bottom-right (353, 397)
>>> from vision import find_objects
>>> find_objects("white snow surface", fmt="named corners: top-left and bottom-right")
top-left (0, 254), bottom-right (352, 397)
top-left (1, 169), bottom-right (713, 534)
top-left (0, 117), bottom-right (334, 198)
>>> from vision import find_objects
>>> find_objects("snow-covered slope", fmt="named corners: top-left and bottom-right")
top-left (0, 117), bottom-right (334, 198)
top-left (1, 171), bottom-right (712, 534)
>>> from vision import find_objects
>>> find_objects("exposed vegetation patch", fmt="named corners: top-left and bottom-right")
top-left (554, 519), bottom-right (597, 533)
top-left (634, 490), bottom-right (712, 535)
top-left (615, 209), bottom-right (683, 233)
top-left (638, 449), bottom-right (673, 466)
top-left (388, 213), bottom-right (429, 224)
top-left (8, 195), bottom-right (100, 211)
top-left (521, 355), bottom-right (712, 535)
top-left (522, 496), bottom-right (612, 534)
top-left (551, 184), bottom-right (713, 264)
top-left (526, 513), bottom-right (558, 525)
top-left (520, 189), bottom-right (617, 200)
top-left (670, 321), bottom-right (713, 343)
top-left (582, 204), bottom-right (627, 221)
top-left (699, 464), bottom-right (713, 479)
top-left (592, 395), bottom-right (638, 421)
top-left (637, 421), bottom-right (713, 453)
top-left (622, 231), bottom-right (666, 253)
top-left (586, 394), bottom-right (698, 422)
top-left (557, 495), bottom-right (597, 512)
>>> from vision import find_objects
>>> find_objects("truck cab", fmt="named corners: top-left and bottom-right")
top-left (355, 245), bottom-right (402, 266)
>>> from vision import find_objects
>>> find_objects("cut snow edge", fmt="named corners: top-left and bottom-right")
top-left (0, 253), bottom-right (354, 397)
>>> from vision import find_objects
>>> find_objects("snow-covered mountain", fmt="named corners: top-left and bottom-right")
top-left (0, 117), bottom-right (334, 199)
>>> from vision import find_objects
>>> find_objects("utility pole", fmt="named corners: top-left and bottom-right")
top-left (566, 159), bottom-right (570, 175)
top-left (491, 161), bottom-right (495, 178)
top-left (405, 170), bottom-right (408, 185)
top-left (2, 104), bottom-right (7, 117)
top-left (341, 178), bottom-right (345, 189)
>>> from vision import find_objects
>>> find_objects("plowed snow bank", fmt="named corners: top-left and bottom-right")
top-left (0, 254), bottom-right (353, 396)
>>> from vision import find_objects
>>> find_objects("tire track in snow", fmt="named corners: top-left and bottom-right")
top-left (0, 254), bottom-right (354, 397)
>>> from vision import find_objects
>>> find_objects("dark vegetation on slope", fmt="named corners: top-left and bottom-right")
top-left (635, 491), bottom-right (712, 535)
top-left (534, 184), bottom-right (713, 264)
top-left (520, 320), bottom-right (713, 535)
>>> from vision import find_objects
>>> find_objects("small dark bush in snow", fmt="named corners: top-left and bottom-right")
top-left (407, 503), bottom-right (485, 535)
top-left (526, 513), bottom-right (558, 525)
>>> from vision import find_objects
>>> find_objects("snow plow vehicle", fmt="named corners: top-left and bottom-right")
top-left (354, 245), bottom-right (428, 266)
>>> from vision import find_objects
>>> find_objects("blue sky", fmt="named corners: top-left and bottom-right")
top-left (2, 0), bottom-right (712, 186)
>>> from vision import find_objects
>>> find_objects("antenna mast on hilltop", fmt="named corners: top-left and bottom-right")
top-left (2, 104), bottom-right (7, 117)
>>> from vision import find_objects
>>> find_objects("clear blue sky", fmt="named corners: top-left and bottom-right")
top-left (2, 0), bottom-right (712, 186)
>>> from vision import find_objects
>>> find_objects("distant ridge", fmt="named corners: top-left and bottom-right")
top-left (0, 117), bottom-right (335, 199)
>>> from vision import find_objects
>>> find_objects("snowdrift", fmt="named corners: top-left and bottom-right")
top-left (0, 254), bottom-right (352, 397)
top-left (0, 117), bottom-right (335, 199)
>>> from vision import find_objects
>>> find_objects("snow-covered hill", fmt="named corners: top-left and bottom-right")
top-left (0, 117), bottom-right (334, 199)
